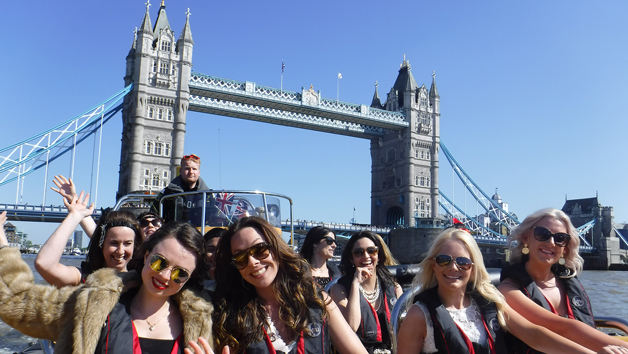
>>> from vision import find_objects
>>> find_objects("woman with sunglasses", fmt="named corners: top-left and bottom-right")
top-left (299, 226), bottom-right (340, 288)
top-left (498, 208), bottom-right (628, 353)
top-left (0, 220), bottom-right (218, 354)
top-left (35, 191), bottom-right (142, 287)
top-left (330, 231), bottom-right (403, 354)
top-left (212, 216), bottom-right (368, 354)
top-left (397, 227), bottom-right (628, 354)
top-left (138, 211), bottom-right (165, 240)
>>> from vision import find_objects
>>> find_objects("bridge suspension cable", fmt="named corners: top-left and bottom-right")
top-left (0, 84), bottom-right (132, 205)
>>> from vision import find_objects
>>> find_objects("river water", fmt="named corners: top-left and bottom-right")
top-left (1, 256), bottom-right (627, 353)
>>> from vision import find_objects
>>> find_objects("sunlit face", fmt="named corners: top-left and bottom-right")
top-left (432, 239), bottom-right (473, 291)
top-left (102, 227), bottom-right (136, 271)
top-left (180, 160), bottom-right (200, 188)
top-left (205, 237), bottom-right (220, 279)
top-left (523, 217), bottom-right (567, 265)
top-left (350, 237), bottom-right (378, 270)
top-left (140, 217), bottom-right (162, 241)
top-left (315, 232), bottom-right (336, 260)
top-left (231, 227), bottom-right (278, 290)
top-left (142, 236), bottom-right (197, 298)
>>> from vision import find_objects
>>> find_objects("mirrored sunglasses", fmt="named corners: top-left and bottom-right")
top-left (532, 226), bottom-right (571, 247)
top-left (231, 243), bottom-right (271, 270)
top-left (140, 218), bottom-right (162, 228)
top-left (149, 254), bottom-right (190, 284)
top-left (433, 254), bottom-right (474, 271)
top-left (182, 154), bottom-right (200, 162)
top-left (352, 246), bottom-right (378, 258)
top-left (323, 237), bottom-right (336, 246)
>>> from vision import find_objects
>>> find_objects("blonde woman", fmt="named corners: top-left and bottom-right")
top-left (499, 208), bottom-right (628, 353)
top-left (397, 228), bottom-right (627, 354)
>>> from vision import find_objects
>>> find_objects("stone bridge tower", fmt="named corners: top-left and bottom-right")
top-left (117, 2), bottom-right (193, 198)
top-left (370, 57), bottom-right (440, 227)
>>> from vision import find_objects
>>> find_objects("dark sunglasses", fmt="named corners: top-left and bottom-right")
top-left (433, 254), bottom-right (474, 271)
top-left (352, 246), bottom-right (379, 258)
top-left (149, 254), bottom-right (190, 284)
top-left (231, 243), bottom-right (271, 270)
top-left (323, 237), bottom-right (336, 246)
top-left (532, 226), bottom-right (571, 247)
top-left (139, 218), bottom-right (162, 228)
top-left (182, 154), bottom-right (200, 162)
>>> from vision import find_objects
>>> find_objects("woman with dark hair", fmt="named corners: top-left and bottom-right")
top-left (0, 219), bottom-right (218, 354)
top-left (299, 226), bottom-right (339, 288)
top-left (498, 208), bottom-right (628, 353)
top-left (330, 230), bottom-right (403, 354)
top-left (212, 216), bottom-right (367, 354)
top-left (204, 227), bottom-right (227, 280)
top-left (138, 211), bottom-right (164, 240)
top-left (35, 192), bottom-right (142, 287)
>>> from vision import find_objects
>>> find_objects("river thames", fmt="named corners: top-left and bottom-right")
top-left (1, 255), bottom-right (627, 353)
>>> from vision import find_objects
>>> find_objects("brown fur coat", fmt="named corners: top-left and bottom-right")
top-left (0, 247), bottom-right (214, 354)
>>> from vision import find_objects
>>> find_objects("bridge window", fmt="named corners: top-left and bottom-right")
top-left (415, 176), bottom-right (419, 186)
top-left (148, 107), bottom-right (154, 118)
top-left (159, 62), bottom-right (169, 75)
top-left (163, 170), bottom-right (169, 179)
top-left (152, 175), bottom-right (160, 187)
top-left (165, 143), bottom-right (171, 156)
top-left (167, 110), bottom-right (173, 121)
top-left (420, 96), bottom-right (427, 107)
top-left (144, 169), bottom-right (150, 177)
top-left (387, 149), bottom-right (396, 163)
top-left (152, 60), bottom-right (157, 72)
top-left (420, 176), bottom-right (426, 186)
top-left (415, 150), bottom-right (418, 158)
top-left (160, 40), bottom-right (171, 52)
top-left (145, 141), bottom-right (153, 154)
top-left (157, 109), bottom-right (163, 120)
top-left (426, 177), bottom-right (431, 187)
top-left (143, 179), bottom-right (149, 189)
top-left (426, 150), bottom-right (431, 160)
top-left (155, 143), bottom-right (163, 155)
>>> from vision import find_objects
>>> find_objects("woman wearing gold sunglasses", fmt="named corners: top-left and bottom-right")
top-left (0, 218), bottom-right (219, 354)
top-left (330, 231), bottom-right (404, 354)
top-left (212, 216), bottom-right (368, 354)
top-left (498, 208), bottom-right (628, 353)
top-left (397, 227), bottom-right (627, 354)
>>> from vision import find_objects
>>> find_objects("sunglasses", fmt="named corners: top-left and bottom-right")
top-left (352, 246), bottom-right (379, 258)
top-left (139, 218), bottom-right (162, 228)
top-left (532, 226), bottom-right (571, 247)
top-left (433, 254), bottom-right (474, 271)
top-left (231, 243), bottom-right (271, 270)
top-left (322, 237), bottom-right (336, 246)
top-left (149, 254), bottom-right (190, 284)
top-left (182, 154), bottom-right (200, 162)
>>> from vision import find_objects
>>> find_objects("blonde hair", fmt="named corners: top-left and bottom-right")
top-left (374, 233), bottom-right (399, 266)
top-left (412, 228), bottom-right (509, 331)
top-left (507, 208), bottom-right (583, 277)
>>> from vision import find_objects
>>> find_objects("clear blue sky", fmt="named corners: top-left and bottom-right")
top-left (1, 1), bottom-right (627, 245)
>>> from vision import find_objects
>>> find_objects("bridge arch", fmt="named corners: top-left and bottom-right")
top-left (386, 206), bottom-right (405, 226)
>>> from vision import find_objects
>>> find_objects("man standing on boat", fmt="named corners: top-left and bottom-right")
top-left (152, 154), bottom-right (210, 223)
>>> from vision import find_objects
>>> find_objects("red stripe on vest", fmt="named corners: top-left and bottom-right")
top-left (366, 299), bottom-right (382, 342)
top-left (454, 323), bottom-right (475, 354)
top-left (297, 332), bottom-right (305, 354)
top-left (481, 314), bottom-right (496, 354)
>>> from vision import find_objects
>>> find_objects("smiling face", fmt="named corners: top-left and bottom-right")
top-left (142, 236), bottom-right (197, 298)
top-left (231, 227), bottom-right (279, 290)
top-left (432, 239), bottom-right (473, 292)
top-left (524, 216), bottom-right (567, 265)
top-left (315, 232), bottom-right (336, 260)
top-left (350, 237), bottom-right (378, 270)
top-left (102, 227), bottom-right (136, 271)
top-left (140, 217), bottom-right (162, 240)
top-left (205, 237), bottom-right (220, 279)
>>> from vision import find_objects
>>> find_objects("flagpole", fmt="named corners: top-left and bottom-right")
top-left (281, 60), bottom-right (284, 94)
top-left (336, 73), bottom-right (340, 103)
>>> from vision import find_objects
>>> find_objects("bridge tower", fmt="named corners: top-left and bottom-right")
top-left (370, 57), bottom-right (440, 227)
top-left (117, 1), bottom-right (193, 198)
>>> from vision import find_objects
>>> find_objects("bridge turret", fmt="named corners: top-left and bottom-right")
top-left (370, 81), bottom-right (383, 109)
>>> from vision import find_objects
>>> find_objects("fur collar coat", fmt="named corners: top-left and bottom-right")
top-left (0, 247), bottom-right (214, 354)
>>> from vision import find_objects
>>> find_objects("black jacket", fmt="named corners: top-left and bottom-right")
top-left (151, 175), bottom-right (210, 223)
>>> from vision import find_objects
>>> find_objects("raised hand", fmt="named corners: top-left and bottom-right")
top-left (0, 210), bottom-right (6, 225)
top-left (64, 191), bottom-right (94, 219)
top-left (51, 175), bottom-right (77, 203)
top-left (184, 337), bottom-right (229, 354)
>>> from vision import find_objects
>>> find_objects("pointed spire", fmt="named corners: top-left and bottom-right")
top-left (153, 0), bottom-right (172, 36)
top-left (178, 8), bottom-right (194, 44)
top-left (139, 0), bottom-right (153, 35)
top-left (371, 81), bottom-right (383, 109)
top-left (131, 27), bottom-right (138, 49)
top-left (429, 70), bottom-right (439, 98)
top-left (392, 55), bottom-right (418, 94)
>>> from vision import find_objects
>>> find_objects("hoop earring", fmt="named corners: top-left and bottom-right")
top-left (522, 244), bottom-right (530, 255)
top-left (558, 255), bottom-right (566, 265)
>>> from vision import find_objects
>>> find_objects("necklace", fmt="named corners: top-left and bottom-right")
top-left (134, 301), bottom-right (170, 331)
top-left (359, 277), bottom-right (380, 305)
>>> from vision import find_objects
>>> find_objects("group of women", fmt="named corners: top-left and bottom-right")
top-left (0, 184), bottom-right (627, 354)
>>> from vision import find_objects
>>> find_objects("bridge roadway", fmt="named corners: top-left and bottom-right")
top-left (188, 73), bottom-right (409, 139)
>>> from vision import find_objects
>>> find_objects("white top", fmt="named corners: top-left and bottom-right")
top-left (413, 297), bottom-right (487, 353)
top-left (267, 316), bottom-right (297, 354)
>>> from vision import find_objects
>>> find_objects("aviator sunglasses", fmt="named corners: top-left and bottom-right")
top-left (323, 236), bottom-right (336, 246)
top-left (352, 246), bottom-right (379, 258)
top-left (149, 254), bottom-right (190, 283)
top-left (139, 218), bottom-right (162, 228)
top-left (182, 154), bottom-right (200, 162)
top-left (231, 243), bottom-right (271, 270)
top-left (433, 254), bottom-right (474, 271)
top-left (532, 226), bottom-right (571, 247)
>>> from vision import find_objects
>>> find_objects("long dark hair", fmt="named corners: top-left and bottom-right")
top-left (299, 226), bottom-right (335, 262)
top-left (86, 210), bottom-right (142, 272)
top-left (339, 230), bottom-right (396, 288)
top-left (213, 216), bottom-right (327, 353)
top-left (135, 222), bottom-right (208, 290)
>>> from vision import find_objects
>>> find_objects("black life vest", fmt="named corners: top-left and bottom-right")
top-left (413, 286), bottom-right (508, 354)
top-left (337, 275), bottom-right (397, 353)
top-left (244, 307), bottom-right (330, 354)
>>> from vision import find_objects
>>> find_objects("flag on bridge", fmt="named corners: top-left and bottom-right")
top-left (282, 61), bottom-right (285, 74)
